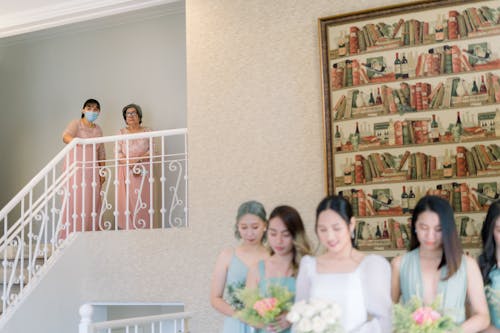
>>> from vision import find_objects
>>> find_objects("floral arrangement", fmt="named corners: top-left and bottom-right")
top-left (393, 296), bottom-right (461, 333)
top-left (224, 281), bottom-right (246, 311)
top-left (235, 284), bottom-right (294, 327)
top-left (286, 299), bottom-right (344, 333)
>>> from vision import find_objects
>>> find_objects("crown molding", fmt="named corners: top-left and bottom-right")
top-left (0, 0), bottom-right (181, 39)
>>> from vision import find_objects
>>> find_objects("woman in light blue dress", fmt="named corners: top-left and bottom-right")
top-left (479, 200), bottom-right (500, 332)
top-left (391, 195), bottom-right (490, 332)
top-left (246, 205), bottom-right (312, 333)
top-left (210, 201), bottom-right (269, 333)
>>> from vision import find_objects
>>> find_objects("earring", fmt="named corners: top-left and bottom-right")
top-left (351, 230), bottom-right (355, 239)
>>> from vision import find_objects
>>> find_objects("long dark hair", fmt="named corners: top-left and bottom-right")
top-left (315, 195), bottom-right (355, 247)
top-left (268, 205), bottom-right (311, 276)
top-left (410, 195), bottom-right (462, 280)
top-left (478, 200), bottom-right (500, 284)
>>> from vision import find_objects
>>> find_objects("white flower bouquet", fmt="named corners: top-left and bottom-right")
top-left (286, 299), bottom-right (344, 333)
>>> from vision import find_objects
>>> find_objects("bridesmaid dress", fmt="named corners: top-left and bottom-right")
top-left (222, 254), bottom-right (253, 333)
top-left (256, 260), bottom-right (296, 333)
top-left (399, 248), bottom-right (467, 323)
top-left (486, 266), bottom-right (500, 328)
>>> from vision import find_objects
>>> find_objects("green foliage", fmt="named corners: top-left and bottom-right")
top-left (393, 296), bottom-right (462, 333)
top-left (224, 281), bottom-right (246, 311)
top-left (235, 284), bottom-right (294, 327)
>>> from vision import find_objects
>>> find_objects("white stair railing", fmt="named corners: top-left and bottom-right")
top-left (79, 304), bottom-right (192, 333)
top-left (0, 128), bottom-right (188, 316)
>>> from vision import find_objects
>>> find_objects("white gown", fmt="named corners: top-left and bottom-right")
top-left (295, 255), bottom-right (392, 333)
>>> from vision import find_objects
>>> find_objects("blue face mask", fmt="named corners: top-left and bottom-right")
top-left (85, 111), bottom-right (99, 123)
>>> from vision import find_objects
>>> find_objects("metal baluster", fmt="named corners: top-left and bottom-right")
top-left (148, 136), bottom-right (154, 229)
top-left (125, 138), bottom-right (130, 230)
top-left (160, 137), bottom-right (166, 227)
top-left (184, 132), bottom-right (189, 227)
top-left (114, 140), bottom-right (119, 230)
top-left (91, 142), bottom-right (96, 232)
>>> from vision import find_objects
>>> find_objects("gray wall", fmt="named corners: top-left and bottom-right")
top-left (0, 2), bottom-right (186, 208)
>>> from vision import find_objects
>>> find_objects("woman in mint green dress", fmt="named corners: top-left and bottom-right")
top-left (391, 196), bottom-right (490, 332)
top-left (210, 201), bottom-right (269, 333)
top-left (479, 200), bottom-right (500, 332)
top-left (246, 205), bottom-right (312, 333)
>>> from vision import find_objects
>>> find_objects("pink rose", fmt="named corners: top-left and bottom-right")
top-left (411, 306), bottom-right (441, 325)
top-left (253, 297), bottom-right (278, 317)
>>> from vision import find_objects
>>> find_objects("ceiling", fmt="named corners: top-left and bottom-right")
top-left (0, 0), bottom-right (180, 39)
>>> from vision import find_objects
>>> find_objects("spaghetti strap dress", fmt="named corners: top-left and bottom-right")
top-left (222, 253), bottom-right (254, 333)
top-left (399, 248), bottom-right (467, 324)
top-left (256, 260), bottom-right (295, 333)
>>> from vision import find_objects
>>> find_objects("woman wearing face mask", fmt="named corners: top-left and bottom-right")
top-left (59, 99), bottom-right (106, 240)
top-left (115, 103), bottom-right (152, 230)
top-left (295, 195), bottom-right (392, 333)
top-left (210, 200), bottom-right (269, 333)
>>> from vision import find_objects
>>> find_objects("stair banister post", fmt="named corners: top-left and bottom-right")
top-left (79, 303), bottom-right (94, 333)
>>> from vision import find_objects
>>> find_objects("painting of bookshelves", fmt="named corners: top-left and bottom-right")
top-left (319, 0), bottom-right (500, 257)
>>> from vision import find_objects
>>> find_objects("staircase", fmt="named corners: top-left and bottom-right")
top-left (0, 128), bottom-right (188, 321)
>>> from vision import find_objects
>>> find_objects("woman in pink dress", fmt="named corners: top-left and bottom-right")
top-left (116, 103), bottom-right (152, 230)
top-left (60, 99), bottom-right (106, 240)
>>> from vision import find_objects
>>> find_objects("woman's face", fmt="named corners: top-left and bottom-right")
top-left (415, 210), bottom-right (443, 251)
top-left (82, 103), bottom-right (100, 115)
top-left (494, 216), bottom-right (500, 249)
top-left (316, 209), bottom-right (353, 254)
top-left (237, 213), bottom-right (266, 245)
top-left (267, 217), bottom-right (293, 256)
top-left (125, 107), bottom-right (140, 126)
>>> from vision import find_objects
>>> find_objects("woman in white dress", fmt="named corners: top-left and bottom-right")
top-left (295, 195), bottom-right (392, 333)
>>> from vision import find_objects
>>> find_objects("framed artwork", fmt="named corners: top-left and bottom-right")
top-left (318, 0), bottom-right (500, 195)
top-left (318, 0), bottom-right (500, 256)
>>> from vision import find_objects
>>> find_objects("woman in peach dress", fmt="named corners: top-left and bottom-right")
top-left (116, 103), bottom-right (152, 230)
top-left (60, 99), bottom-right (106, 240)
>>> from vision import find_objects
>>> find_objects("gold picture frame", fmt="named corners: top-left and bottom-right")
top-left (317, 0), bottom-right (494, 195)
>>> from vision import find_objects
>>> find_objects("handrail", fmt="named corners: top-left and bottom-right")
top-left (0, 128), bottom-right (188, 319)
top-left (89, 311), bottom-right (193, 330)
top-left (0, 128), bottom-right (187, 220)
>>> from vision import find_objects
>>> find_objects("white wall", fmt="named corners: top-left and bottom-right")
top-left (0, 0), bottom-right (423, 332)
top-left (0, 230), bottom-right (202, 333)
top-left (186, 0), bottom-right (416, 331)
top-left (0, 2), bottom-right (186, 207)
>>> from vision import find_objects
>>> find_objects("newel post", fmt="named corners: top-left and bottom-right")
top-left (79, 303), bottom-right (94, 333)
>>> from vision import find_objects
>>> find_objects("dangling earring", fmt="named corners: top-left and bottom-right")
top-left (351, 230), bottom-right (355, 239)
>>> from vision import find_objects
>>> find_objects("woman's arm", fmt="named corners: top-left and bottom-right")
top-left (210, 248), bottom-right (236, 317)
top-left (294, 256), bottom-right (312, 302)
top-left (63, 133), bottom-right (74, 144)
top-left (62, 120), bottom-right (79, 144)
top-left (482, 326), bottom-right (500, 333)
top-left (461, 256), bottom-right (490, 333)
top-left (356, 255), bottom-right (392, 333)
top-left (391, 255), bottom-right (403, 303)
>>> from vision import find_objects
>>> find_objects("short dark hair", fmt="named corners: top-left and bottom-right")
top-left (81, 98), bottom-right (100, 118)
top-left (410, 195), bottom-right (463, 280)
top-left (122, 103), bottom-right (143, 124)
top-left (479, 200), bottom-right (500, 284)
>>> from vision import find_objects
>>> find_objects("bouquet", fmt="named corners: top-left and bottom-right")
top-left (286, 299), bottom-right (344, 333)
top-left (224, 281), bottom-right (246, 311)
top-left (236, 284), bottom-right (294, 328)
top-left (393, 296), bottom-right (461, 333)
